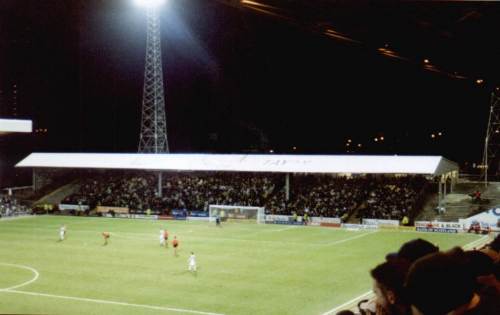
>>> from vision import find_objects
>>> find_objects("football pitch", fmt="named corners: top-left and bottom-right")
top-left (0, 216), bottom-right (485, 315)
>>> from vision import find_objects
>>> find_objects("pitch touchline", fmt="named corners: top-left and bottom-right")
top-left (320, 291), bottom-right (374, 315)
top-left (462, 235), bottom-right (490, 250)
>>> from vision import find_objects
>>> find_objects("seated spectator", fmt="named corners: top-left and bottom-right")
top-left (464, 250), bottom-right (499, 298)
top-left (0, 195), bottom-right (29, 217)
top-left (371, 258), bottom-right (411, 315)
top-left (470, 190), bottom-right (482, 203)
top-left (406, 247), bottom-right (500, 315)
top-left (386, 238), bottom-right (439, 264)
top-left (401, 215), bottom-right (409, 226)
top-left (357, 176), bottom-right (428, 221)
top-left (488, 234), bottom-right (500, 252)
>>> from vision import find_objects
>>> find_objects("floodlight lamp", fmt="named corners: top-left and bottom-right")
top-left (134, 0), bottom-right (166, 8)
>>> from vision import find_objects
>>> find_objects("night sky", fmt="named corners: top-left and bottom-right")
top-left (1, 0), bottom-right (500, 186)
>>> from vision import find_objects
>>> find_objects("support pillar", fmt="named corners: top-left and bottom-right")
top-left (158, 171), bottom-right (163, 197)
top-left (285, 173), bottom-right (290, 201)
top-left (438, 179), bottom-right (442, 206)
top-left (32, 168), bottom-right (36, 192)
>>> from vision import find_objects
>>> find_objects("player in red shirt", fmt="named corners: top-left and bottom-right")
top-left (102, 232), bottom-right (110, 245)
top-left (172, 236), bottom-right (179, 256)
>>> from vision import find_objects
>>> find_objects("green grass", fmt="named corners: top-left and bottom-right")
top-left (0, 216), bottom-right (483, 315)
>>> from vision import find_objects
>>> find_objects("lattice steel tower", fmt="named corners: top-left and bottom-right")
top-left (481, 92), bottom-right (500, 185)
top-left (138, 7), bottom-right (169, 153)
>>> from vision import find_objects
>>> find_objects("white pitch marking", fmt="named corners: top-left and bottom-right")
top-left (322, 231), bottom-right (378, 246)
top-left (0, 215), bottom-right (37, 222)
top-left (3, 289), bottom-right (225, 315)
top-left (462, 235), bottom-right (489, 250)
top-left (0, 263), bottom-right (39, 291)
top-left (271, 226), bottom-right (297, 232)
top-left (320, 290), bottom-right (373, 315)
top-left (0, 262), bottom-right (223, 314)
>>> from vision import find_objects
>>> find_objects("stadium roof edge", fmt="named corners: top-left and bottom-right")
top-left (434, 156), bottom-right (459, 176)
top-left (16, 153), bottom-right (458, 176)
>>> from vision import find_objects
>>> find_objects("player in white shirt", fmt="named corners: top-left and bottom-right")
top-left (188, 252), bottom-right (197, 273)
top-left (159, 229), bottom-right (165, 247)
top-left (59, 224), bottom-right (66, 241)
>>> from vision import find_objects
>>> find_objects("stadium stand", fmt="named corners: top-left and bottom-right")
top-left (355, 176), bottom-right (428, 221)
top-left (61, 171), bottom-right (428, 221)
top-left (284, 175), bottom-right (369, 218)
top-left (16, 153), bottom-right (459, 221)
top-left (62, 171), bottom-right (282, 214)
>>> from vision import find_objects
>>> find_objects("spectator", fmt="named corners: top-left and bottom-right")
top-left (406, 247), bottom-right (499, 315)
top-left (386, 238), bottom-right (439, 264)
top-left (464, 250), bottom-right (499, 298)
top-left (0, 195), bottom-right (29, 217)
top-left (371, 259), bottom-right (411, 315)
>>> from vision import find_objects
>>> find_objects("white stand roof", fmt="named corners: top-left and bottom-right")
top-left (0, 119), bottom-right (32, 135)
top-left (16, 153), bottom-right (458, 176)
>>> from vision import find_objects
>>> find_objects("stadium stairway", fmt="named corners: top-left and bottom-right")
top-left (416, 181), bottom-right (500, 222)
top-left (35, 182), bottom-right (80, 206)
top-left (345, 202), bottom-right (366, 223)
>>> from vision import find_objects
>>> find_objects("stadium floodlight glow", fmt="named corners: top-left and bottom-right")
top-left (134, 0), bottom-right (166, 8)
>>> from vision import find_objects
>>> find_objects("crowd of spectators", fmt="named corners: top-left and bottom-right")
top-left (62, 172), bottom-right (428, 220)
top-left (63, 172), bottom-right (282, 214)
top-left (357, 176), bottom-right (428, 221)
top-left (338, 235), bottom-right (500, 315)
top-left (0, 195), bottom-right (30, 217)
top-left (285, 175), bottom-right (369, 218)
top-left (62, 173), bottom-right (164, 212)
top-left (162, 173), bottom-right (279, 210)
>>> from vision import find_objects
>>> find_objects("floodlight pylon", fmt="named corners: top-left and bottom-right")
top-left (481, 92), bottom-right (500, 186)
top-left (138, 8), bottom-right (169, 153)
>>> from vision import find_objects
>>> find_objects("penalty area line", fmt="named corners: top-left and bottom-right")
top-left (3, 290), bottom-right (225, 315)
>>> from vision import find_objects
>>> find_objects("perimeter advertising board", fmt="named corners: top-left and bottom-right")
top-left (414, 221), bottom-right (462, 233)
